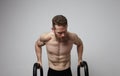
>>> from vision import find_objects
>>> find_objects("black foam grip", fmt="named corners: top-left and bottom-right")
top-left (33, 63), bottom-right (43, 76)
top-left (77, 61), bottom-right (89, 76)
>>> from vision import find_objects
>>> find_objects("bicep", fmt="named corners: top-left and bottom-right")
top-left (36, 33), bottom-right (51, 47)
top-left (73, 34), bottom-right (83, 46)
top-left (36, 39), bottom-right (45, 47)
top-left (36, 33), bottom-right (47, 46)
top-left (36, 36), bottom-right (46, 47)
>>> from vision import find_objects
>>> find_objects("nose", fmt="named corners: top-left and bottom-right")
top-left (61, 33), bottom-right (65, 37)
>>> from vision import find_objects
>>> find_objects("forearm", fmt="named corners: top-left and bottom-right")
top-left (77, 44), bottom-right (83, 65)
top-left (35, 42), bottom-right (42, 65)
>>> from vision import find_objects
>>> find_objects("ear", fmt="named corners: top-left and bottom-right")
top-left (51, 27), bottom-right (55, 32)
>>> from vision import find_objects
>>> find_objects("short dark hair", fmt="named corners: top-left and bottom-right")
top-left (52, 15), bottom-right (68, 27)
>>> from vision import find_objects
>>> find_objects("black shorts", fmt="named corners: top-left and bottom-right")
top-left (47, 67), bottom-right (72, 76)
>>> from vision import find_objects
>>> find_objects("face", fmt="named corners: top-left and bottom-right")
top-left (52, 25), bottom-right (68, 42)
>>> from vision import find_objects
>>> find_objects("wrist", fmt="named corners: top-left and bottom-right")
top-left (78, 60), bottom-right (82, 65)
top-left (37, 61), bottom-right (42, 66)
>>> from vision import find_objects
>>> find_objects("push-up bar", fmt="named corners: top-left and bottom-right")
top-left (33, 63), bottom-right (43, 76)
top-left (77, 61), bottom-right (89, 76)
top-left (33, 61), bottom-right (89, 76)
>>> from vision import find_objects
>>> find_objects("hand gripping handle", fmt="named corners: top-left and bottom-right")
top-left (33, 63), bottom-right (43, 76)
top-left (77, 61), bottom-right (89, 76)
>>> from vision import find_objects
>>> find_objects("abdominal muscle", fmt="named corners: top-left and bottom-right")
top-left (47, 53), bottom-right (71, 71)
top-left (46, 41), bottom-right (73, 71)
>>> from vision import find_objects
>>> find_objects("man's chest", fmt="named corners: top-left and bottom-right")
top-left (46, 40), bottom-right (73, 55)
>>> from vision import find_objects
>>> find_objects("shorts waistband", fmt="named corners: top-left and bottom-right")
top-left (48, 67), bottom-right (71, 72)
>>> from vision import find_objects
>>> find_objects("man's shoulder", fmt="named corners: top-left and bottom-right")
top-left (40, 32), bottom-right (53, 42)
top-left (68, 31), bottom-right (78, 37)
top-left (68, 31), bottom-right (82, 43)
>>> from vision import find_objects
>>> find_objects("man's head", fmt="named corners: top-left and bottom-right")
top-left (52, 15), bottom-right (68, 27)
top-left (52, 15), bottom-right (68, 41)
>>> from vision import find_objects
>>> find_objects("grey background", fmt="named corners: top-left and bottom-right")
top-left (0, 0), bottom-right (120, 76)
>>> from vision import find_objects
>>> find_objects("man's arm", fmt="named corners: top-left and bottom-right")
top-left (73, 33), bottom-right (83, 66)
top-left (77, 43), bottom-right (83, 66)
top-left (35, 39), bottom-right (44, 66)
top-left (35, 33), bottom-right (51, 66)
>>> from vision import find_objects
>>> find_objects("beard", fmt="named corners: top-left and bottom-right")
top-left (55, 33), bottom-right (69, 42)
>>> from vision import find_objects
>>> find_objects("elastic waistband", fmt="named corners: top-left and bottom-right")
top-left (48, 67), bottom-right (71, 72)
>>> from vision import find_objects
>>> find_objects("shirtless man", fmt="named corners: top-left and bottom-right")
top-left (35, 15), bottom-right (83, 76)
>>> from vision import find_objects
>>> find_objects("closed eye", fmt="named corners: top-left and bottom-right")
top-left (58, 32), bottom-right (63, 34)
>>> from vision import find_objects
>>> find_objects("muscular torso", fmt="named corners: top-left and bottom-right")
top-left (40, 32), bottom-right (81, 70)
top-left (46, 34), bottom-right (73, 70)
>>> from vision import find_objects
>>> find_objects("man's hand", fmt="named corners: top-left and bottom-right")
top-left (78, 60), bottom-right (82, 66)
top-left (37, 61), bottom-right (42, 66)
